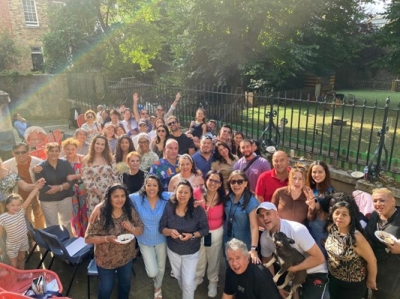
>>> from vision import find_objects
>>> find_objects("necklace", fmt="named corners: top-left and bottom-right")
top-left (204, 192), bottom-right (217, 218)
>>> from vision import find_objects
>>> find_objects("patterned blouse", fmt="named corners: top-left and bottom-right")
top-left (85, 208), bottom-right (143, 269)
top-left (0, 172), bottom-right (21, 202)
top-left (325, 225), bottom-right (367, 282)
top-left (140, 151), bottom-right (159, 172)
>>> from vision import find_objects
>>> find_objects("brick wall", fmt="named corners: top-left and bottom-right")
top-left (0, 0), bottom-right (13, 34)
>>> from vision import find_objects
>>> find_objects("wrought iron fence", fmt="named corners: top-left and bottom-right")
top-left (66, 77), bottom-right (400, 180)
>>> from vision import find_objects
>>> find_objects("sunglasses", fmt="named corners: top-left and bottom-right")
top-left (208, 178), bottom-right (221, 184)
top-left (87, 115), bottom-right (94, 119)
top-left (157, 130), bottom-right (166, 133)
top-left (230, 179), bottom-right (245, 186)
top-left (14, 150), bottom-right (27, 155)
top-left (168, 121), bottom-right (177, 126)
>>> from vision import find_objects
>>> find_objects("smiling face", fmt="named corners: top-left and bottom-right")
top-left (220, 127), bottom-right (231, 141)
top-left (196, 109), bottom-right (205, 121)
top-left (257, 208), bottom-right (279, 232)
top-left (200, 138), bottom-right (213, 154)
top-left (138, 138), bottom-right (150, 152)
top-left (165, 140), bottom-right (179, 161)
top-left (372, 191), bottom-right (396, 219)
top-left (217, 144), bottom-right (229, 159)
top-left (311, 165), bottom-right (327, 184)
top-left (176, 184), bottom-right (192, 206)
top-left (120, 138), bottom-right (130, 152)
top-left (289, 170), bottom-right (305, 191)
top-left (226, 249), bottom-right (249, 275)
top-left (115, 126), bottom-right (125, 137)
top-left (94, 137), bottom-right (106, 154)
top-left (272, 151), bottom-right (289, 175)
top-left (12, 145), bottom-right (29, 165)
top-left (206, 173), bottom-right (222, 192)
top-left (75, 131), bottom-right (87, 144)
top-left (229, 173), bottom-right (248, 195)
top-left (6, 198), bottom-right (22, 215)
top-left (234, 133), bottom-right (243, 145)
top-left (239, 140), bottom-right (253, 158)
top-left (127, 154), bottom-right (140, 171)
top-left (179, 157), bottom-right (193, 173)
top-left (46, 146), bottom-right (61, 161)
top-left (104, 125), bottom-right (115, 138)
top-left (145, 177), bottom-right (159, 199)
top-left (332, 206), bottom-right (351, 231)
top-left (64, 144), bottom-right (77, 158)
top-left (110, 188), bottom-right (126, 210)
top-left (123, 110), bottom-right (131, 121)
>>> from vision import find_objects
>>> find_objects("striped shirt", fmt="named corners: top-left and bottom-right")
top-left (0, 208), bottom-right (27, 245)
top-left (129, 192), bottom-right (172, 246)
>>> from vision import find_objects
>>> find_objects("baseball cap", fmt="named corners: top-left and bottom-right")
top-left (138, 119), bottom-right (147, 125)
top-left (256, 202), bottom-right (277, 214)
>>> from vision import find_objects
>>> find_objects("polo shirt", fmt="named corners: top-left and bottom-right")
top-left (192, 151), bottom-right (215, 179)
top-left (233, 155), bottom-right (271, 192)
top-left (255, 167), bottom-right (290, 202)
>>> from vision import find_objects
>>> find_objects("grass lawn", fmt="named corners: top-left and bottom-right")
top-left (337, 90), bottom-right (400, 108)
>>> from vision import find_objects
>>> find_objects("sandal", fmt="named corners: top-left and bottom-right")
top-left (154, 288), bottom-right (162, 299)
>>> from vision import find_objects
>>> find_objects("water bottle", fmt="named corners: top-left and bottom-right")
top-left (363, 165), bottom-right (369, 180)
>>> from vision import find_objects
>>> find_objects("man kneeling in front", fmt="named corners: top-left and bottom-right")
top-left (222, 238), bottom-right (280, 299)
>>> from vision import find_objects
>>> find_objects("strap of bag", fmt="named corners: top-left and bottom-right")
top-left (242, 156), bottom-right (260, 173)
top-left (30, 291), bottom-right (63, 298)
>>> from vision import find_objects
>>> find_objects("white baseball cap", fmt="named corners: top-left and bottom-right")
top-left (256, 202), bottom-right (277, 214)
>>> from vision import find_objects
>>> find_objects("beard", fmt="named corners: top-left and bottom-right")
top-left (244, 153), bottom-right (253, 158)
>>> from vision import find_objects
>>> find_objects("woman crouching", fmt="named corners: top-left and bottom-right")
top-left (85, 183), bottom-right (143, 299)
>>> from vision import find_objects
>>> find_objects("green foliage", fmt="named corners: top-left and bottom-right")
top-left (0, 30), bottom-right (21, 71)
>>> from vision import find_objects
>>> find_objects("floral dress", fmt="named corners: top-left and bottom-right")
top-left (140, 151), bottom-right (159, 172)
top-left (0, 172), bottom-right (21, 214)
top-left (81, 163), bottom-right (121, 216)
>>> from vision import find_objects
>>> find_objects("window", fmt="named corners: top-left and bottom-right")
top-left (31, 47), bottom-right (43, 71)
top-left (22, 0), bottom-right (39, 26)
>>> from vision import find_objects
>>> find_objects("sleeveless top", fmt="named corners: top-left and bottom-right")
top-left (325, 226), bottom-right (367, 282)
top-left (152, 143), bottom-right (164, 159)
top-left (190, 122), bottom-right (204, 139)
top-left (178, 174), bottom-right (200, 188)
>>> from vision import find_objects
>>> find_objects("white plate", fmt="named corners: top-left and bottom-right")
top-left (374, 231), bottom-right (398, 245)
top-left (116, 234), bottom-right (135, 244)
top-left (266, 146), bottom-right (276, 154)
top-left (351, 171), bottom-right (364, 179)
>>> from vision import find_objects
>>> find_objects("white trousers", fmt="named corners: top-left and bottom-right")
top-left (195, 226), bottom-right (223, 284)
top-left (40, 197), bottom-right (73, 236)
top-left (138, 241), bottom-right (167, 289)
top-left (167, 248), bottom-right (199, 299)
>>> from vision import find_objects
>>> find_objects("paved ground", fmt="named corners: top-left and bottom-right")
top-left (18, 119), bottom-right (226, 299)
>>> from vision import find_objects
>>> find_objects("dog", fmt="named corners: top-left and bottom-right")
top-left (264, 231), bottom-right (308, 299)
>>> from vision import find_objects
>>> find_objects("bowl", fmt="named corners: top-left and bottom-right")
top-left (266, 146), bottom-right (276, 154)
top-left (116, 234), bottom-right (135, 244)
top-left (350, 171), bottom-right (364, 179)
top-left (374, 231), bottom-right (398, 245)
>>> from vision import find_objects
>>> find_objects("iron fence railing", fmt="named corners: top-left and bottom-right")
top-left (66, 77), bottom-right (400, 180)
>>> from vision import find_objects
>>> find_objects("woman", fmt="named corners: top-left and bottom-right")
top-left (271, 165), bottom-right (317, 224)
top-left (152, 124), bottom-right (170, 159)
top-left (231, 131), bottom-right (244, 158)
top-left (61, 138), bottom-right (88, 237)
top-left (122, 151), bottom-right (146, 194)
top-left (211, 142), bottom-right (238, 190)
top-left (136, 133), bottom-right (158, 172)
top-left (365, 188), bottom-right (400, 299)
top-left (82, 135), bottom-right (120, 215)
top-left (159, 180), bottom-right (209, 299)
top-left (168, 154), bottom-right (204, 192)
top-left (306, 160), bottom-right (334, 200)
top-left (194, 170), bottom-right (225, 298)
top-left (85, 184), bottom-right (143, 299)
top-left (149, 118), bottom-right (166, 145)
top-left (325, 197), bottom-right (377, 299)
top-left (81, 110), bottom-right (102, 143)
top-left (223, 170), bottom-right (259, 262)
top-left (34, 143), bottom-right (75, 234)
top-left (103, 123), bottom-right (117, 154)
top-left (73, 128), bottom-right (89, 156)
top-left (115, 124), bottom-right (127, 138)
top-left (115, 135), bottom-right (135, 164)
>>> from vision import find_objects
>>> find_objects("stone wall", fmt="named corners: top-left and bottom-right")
top-left (0, 74), bottom-right (70, 120)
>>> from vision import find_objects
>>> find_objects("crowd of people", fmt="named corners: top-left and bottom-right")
top-left (0, 92), bottom-right (399, 299)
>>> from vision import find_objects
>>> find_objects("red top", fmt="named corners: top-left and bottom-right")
top-left (255, 167), bottom-right (289, 202)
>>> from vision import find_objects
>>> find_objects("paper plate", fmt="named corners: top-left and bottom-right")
top-left (266, 146), bottom-right (276, 154)
top-left (374, 231), bottom-right (397, 245)
top-left (350, 171), bottom-right (364, 179)
top-left (116, 234), bottom-right (135, 244)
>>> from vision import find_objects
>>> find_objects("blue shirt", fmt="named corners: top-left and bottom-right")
top-left (223, 193), bottom-right (259, 250)
top-left (192, 151), bottom-right (215, 179)
top-left (149, 159), bottom-right (180, 191)
top-left (129, 191), bottom-right (172, 246)
top-left (14, 120), bottom-right (27, 137)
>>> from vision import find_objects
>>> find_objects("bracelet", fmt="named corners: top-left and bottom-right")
top-left (105, 236), bottom-right (108, 243)
top-left (59, 185), bottom-right (63, 191)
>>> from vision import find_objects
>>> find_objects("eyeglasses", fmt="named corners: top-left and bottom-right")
top-left (87, 115), bottom-right (94, 119)
top-left (208, 178), bottom-right (221, 184)
top-left (230, 179), bottom-right (245, 185)
top-left (157, 130), bottom-right (166, 133)
top-left (139, 123), bottom-right (147, 127)
top-left (14, 150), bottom-right (27, 155)
top-left (139, 140), bottom-right (149, 144)
top-left (168, 121), bottom-right (177, 126)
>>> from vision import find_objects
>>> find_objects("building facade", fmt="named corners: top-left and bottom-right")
top-left (0, 0), bottom-right (49, 72)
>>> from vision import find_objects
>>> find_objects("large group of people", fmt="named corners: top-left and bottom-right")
top-left (0, 92), bottom-right (399, 299)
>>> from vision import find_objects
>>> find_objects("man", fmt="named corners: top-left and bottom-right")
top-left (155, 92), bottom-right (181, 122)
top-left (222, 238), bottom-right (280, 299)
top-left (150, 139), bottom-right (180, 190)
top-left (215, 125), bottom-right (232, 149)
top-left (96, 105), bottom-right (104, 123)
top-left (132, 119), bottom-right (149, 149)
top-left (121, 108), bottom-right (138, 136)
top-left (257, 202), bottom-right (328, 299)
top-left (233, 139), bottom-right (270, 193)
top-left (204, 119), bottom-right (217, 138)
top-left (167, 116), bottom-right (195, 155)
top-left (2, 143), bottom-right (45, 228)
top-left (255, 150), bottom-right (291, 202)
top-left (13, 113), bottom-right (29, 139)
top-left (133, 92), bottom-right (152, 132)
top-left (192, 135), bottom-right (215, 179)
top-left (104, 109), bottom-right (121, 126)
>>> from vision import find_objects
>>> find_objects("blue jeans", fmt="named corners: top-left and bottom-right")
top-left (97, 259), bottom-right (133, 299)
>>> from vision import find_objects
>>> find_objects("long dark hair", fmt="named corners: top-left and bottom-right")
top-left (138, 174), bottom-right (164, 204)
top-left (307, 160), bottom-right (332, 194)
top-left (214, 141), bottom-right (235, 163)
top-left (226, 170), bottom-right (252, 210)
top-left (204, 170), bottom-right (226, 206)
top-left (115, 135), bottom-right (135, 163)
top-left (101, 184), bottom-right (134, 230)
top-left (324, 192), bottom-right (365, 247)
top-left (155, 124), bottom-right (170, 144)
top-left (232, 131), bottom-right (244, 158)
top-left (170, 180), bottom-right (195, 218)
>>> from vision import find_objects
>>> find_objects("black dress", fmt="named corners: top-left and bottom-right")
top-left (123, 170), bottom-right (146, 193)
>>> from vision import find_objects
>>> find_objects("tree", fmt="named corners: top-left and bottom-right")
top-left (0, 30), bottom-right (20, 71)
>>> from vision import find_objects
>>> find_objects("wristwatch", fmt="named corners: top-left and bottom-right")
top-left (191, 233), bottom-right (196, 240)
top-left (251, 246), bottom-right (258, 251)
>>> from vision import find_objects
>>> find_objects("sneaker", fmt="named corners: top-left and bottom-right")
top-left (208, 282), bottom-right (217, 298)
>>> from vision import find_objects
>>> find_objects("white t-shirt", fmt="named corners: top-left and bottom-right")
top-left (260, 219), bottom-right (328, 274)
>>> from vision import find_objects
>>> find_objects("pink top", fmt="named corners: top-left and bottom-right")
top-left (194, 188), bottom-right (224, 230)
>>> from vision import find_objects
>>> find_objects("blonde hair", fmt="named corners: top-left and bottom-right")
top-left (5, 193), bottom-right (23, 206)
top-left (372, 188), bottom-right (394, 199)
top-left (45, 142), bottom-right (61, 152)
top-left (62, 137), bottom-right (79, 149)
top-left (288, 164), bottom-right (307, 186)
top-left (84, 109), bottom-right (96, 120)
top-left (126, 151), bottom-right (141, 163)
